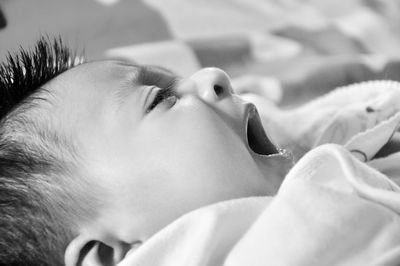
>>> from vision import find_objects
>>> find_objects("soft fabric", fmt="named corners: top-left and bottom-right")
top-left (259, 80), bottom-right (400, 161)
top-left (106, 0), bottom-right (400, 106)
top-left (226, 144), bottom-right (400, 266)
top-left (118, 80), bottom-right (400, 266)
top-left (118, 197), bottom-right (271, 266)
top-left (113, 0), bottom-right (400, 74)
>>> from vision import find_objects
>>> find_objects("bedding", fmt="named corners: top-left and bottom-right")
top-left (117, 80), bottom-right (400, 266)
top-left (103, 0), bottom-right (400, 107)
top-left (254, 80), bottom-right (400, 161)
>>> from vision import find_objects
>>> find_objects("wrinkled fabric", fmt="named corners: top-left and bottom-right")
top-left (226, 145), bottom-right (400, 266)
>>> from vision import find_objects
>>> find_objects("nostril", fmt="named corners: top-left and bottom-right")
top-left (214, 85), bottom-right (224, 96)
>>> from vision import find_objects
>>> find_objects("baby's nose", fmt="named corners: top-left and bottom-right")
top-left (181, 68), bottom-right (233, 101)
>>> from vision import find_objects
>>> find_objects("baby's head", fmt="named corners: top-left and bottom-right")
top-left (0, 38), bottom-right (291, 266)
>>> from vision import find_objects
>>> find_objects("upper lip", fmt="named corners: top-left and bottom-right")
top-left (244, 103), bottom-right (278, 156)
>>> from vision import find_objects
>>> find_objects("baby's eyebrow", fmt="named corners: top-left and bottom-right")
top-left (136, 65), bottom-right (179, 87)
top-left (114, 61), bottom-right (178, 84)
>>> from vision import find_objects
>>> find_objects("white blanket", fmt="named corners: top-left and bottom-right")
top-left (118, 81), bottom-right (400, 266)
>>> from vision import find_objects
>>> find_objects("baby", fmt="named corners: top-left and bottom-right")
top-left (0, 38), bottom-right (292, 266)
top-left (3, 37), bottom-right (400, 266)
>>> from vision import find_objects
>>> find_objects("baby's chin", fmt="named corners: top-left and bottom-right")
top-left (255, 151), bottom-right (294, 194)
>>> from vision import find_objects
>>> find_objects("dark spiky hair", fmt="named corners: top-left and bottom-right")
top-left (0, 37), bottom-right (87, 266)
top-left (0, 36), bottom-right (82, 119)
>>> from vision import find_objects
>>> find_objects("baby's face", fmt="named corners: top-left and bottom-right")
top-left (47, 61), bottom-right (290, 241)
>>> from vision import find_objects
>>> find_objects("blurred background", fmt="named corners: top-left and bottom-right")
top-left (2, 0), bottom-right (400, 105)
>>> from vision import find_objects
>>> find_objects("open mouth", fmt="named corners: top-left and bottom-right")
top-left (246, 106), bottom-right (278, 156)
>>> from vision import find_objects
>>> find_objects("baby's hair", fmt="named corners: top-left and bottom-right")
top-left (0, 36), bottom-right (81, 117)
top-left (0, 37), bottom-right (86, 266)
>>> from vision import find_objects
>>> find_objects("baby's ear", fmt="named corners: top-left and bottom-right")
top-left (65, 233), bottom-right (131, 266)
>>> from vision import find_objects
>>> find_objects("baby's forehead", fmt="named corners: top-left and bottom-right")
top-left (64, 60), bottom-right (141, 80)
top-left (44, 61), bottom-right (139, 99)
top-left (57, 60), bottom-right (178, 86)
